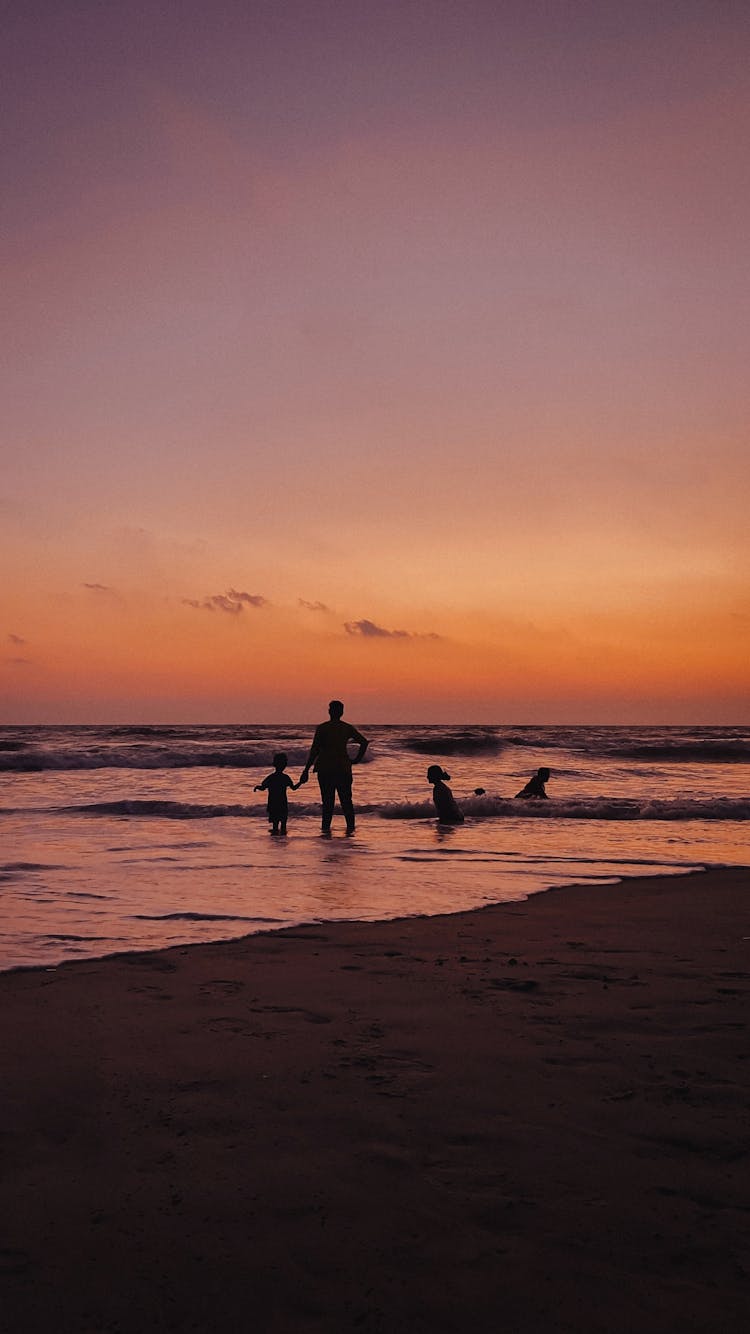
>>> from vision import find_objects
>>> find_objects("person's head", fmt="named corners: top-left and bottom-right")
top-left (537, 767), bottom-right (550, 782)
top-left (273, 751), bottom-right (288, 770)
top-left (427, 765), bottom-right (450, 784)
top-left (328, 699), bottom-right (344, 720)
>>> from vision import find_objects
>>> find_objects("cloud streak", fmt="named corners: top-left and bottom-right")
top-left (8, 633), bottom-right (26, 645)
top-left (344, 618), bottom-right (441, 641)
top-left (183, 588), bottom-right (268, 615)
top-left (82, 582), bottom-right (125, 604)
top-left (298, 599), bottom-right (331, 613)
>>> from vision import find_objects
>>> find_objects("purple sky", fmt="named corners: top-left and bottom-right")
top-left (3, 1), bottom-right (749, 721)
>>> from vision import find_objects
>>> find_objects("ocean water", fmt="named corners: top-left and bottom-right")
top-left (0, 723), bottom-right (748, 970)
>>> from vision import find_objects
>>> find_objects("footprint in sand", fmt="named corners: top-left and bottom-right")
top-left (199, 979), bottom-right (245, 998)
top-left (122, 956), bottom-right (177, 973)
top-left (0, 1248), bottom-right (32, 1275)
top-left (205, 1015), bottom-right (256, 1036)
top-left (248, 1003), bottom-right (332, 1024)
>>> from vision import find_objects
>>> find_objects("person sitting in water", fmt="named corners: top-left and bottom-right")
top-left (427, 765), bottom-right (464, 824)
top-left (515, 766), bottom-right (551, 799)
top-left (254, 752), bottom-right (299, 835)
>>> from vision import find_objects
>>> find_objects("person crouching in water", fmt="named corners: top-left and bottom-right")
top-left (515, 767), bottom-right (551, 799)
top-left (254, 752), bottom-right (299, 835)
top-left (427, 765), bottom-right (464, 824)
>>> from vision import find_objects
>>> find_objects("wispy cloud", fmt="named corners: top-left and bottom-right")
top-left (82, 582), bottom-right (125, 604)
top-left (344, 618), bottom-right (441, 641)
top-left (83, 584), bottom-right (126, 605)
top-left (7, 656), bottom-right (31, 665)
top-left (8, 633), bottom-right (26, 645)
top-left (298, 598), bottom-right (331, 614)
top-left (183, 588), bottom-right (268, 615)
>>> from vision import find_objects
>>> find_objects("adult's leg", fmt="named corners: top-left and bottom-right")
top-left (336, 773), bottom-right (355, 832)
top-left (318, 775), bottom-right (336, 831)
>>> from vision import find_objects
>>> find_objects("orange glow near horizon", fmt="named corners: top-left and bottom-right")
top-left (3, 569), bottom-right (747, 723)
top-left (2, 3), bottom-right (749, 723)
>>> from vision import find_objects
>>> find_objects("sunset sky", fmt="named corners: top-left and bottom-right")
top-left (2, 0), bottom-right (749, 723)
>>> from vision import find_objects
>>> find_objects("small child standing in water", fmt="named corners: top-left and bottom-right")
top-left (427, 765), bottom-right (464, 824)
top-left (254, 752), bottom-right (299, 835)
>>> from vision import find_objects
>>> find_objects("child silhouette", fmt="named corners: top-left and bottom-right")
top-left (515, 767), bottom-right (551, 799)
top-left (427, 765), bottom-right (464, 824)
top-left (254, 752), bottom-right (299, 835)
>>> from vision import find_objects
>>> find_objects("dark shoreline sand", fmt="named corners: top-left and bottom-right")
top-left (2, 868), bottom-right (749, 1333)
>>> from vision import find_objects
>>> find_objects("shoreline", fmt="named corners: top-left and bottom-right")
top-left (2, 867), bottom-right (749, 1332)
top-left (0, 859), bottom-right (717, 979)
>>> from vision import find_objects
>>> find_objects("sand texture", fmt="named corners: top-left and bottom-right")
top-left (1, 868), bottom-right (749, 1333)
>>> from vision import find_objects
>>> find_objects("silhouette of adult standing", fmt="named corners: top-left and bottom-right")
top-left (299, 700), bottom-right (369, 835)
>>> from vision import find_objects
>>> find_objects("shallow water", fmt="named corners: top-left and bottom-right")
top-left (1, 724), bottom-right (748, 969)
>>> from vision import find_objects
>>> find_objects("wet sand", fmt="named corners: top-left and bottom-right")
top-left (1, 868), bottom-right (749, 1333)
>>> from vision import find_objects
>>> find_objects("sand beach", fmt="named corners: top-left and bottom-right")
top-left (1, 867), bottom-right (748, 1332)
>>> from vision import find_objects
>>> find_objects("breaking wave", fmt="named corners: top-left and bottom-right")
top-left (400, 729), bottom-right (503, 756)
top-left (64, 796), bottom-right (750, 822)
top-left (3, 725), bottom-right (748, 772)
top-left (383, 795), bottom-right (750, 821)
top-left (65, 800), bottom-right (266, 819)
top-left (590, 741), bottom-right (750, 763)
top-left (0, 744), bottom-right (310, 773)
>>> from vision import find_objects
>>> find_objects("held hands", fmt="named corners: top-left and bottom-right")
top-left (297, 770), bottom-right (309, 785)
